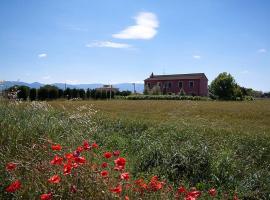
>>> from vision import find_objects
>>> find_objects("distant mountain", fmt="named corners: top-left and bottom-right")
top-left (2, 81), bottom-right (144, 93)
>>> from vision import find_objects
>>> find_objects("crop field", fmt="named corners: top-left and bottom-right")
top-left (1, 99), bottom-right (270, 199)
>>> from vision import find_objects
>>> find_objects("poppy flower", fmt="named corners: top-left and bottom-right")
top-left (40, 193), bottom-right (52, 200)
top-left (75, 156), bottom-right (86, 164)
top-left (48, 175), bottom-right (61, 184)
top-left (134, 179), bottom-right (147, 193)
top-left (125, 196), bottom-right (129, 200)
top-left (177, 186), bottom-right (187, 194)
top-left (92, 142), bottom-right (99, 149)
top-left (63, 163), bottom-right (72, 175)
top-left (104, 152), bottom-right (112, 159)
top-left (70, 185), bottom-right (77, 193)
top-left (114, 157), bottom-right (126, 171)
top-left (65, 153), bottom-right (74, 160)
top-left (50, 155), bottom-right (63, 165)
top-left (6, 162), bottom-right (17, 171)
top-left (51, 144), bottom-right (62, 151)
top-left (113, 150), bottom-right (120, 157)
top-left (110, 184), bottom-right (122, 194)
top-left (76, 146), bottom-right (84, 153)
top-left (100, 170), bottom-right (109, 178)
top-left (208, 188), bottom-right (217, 197)
top-left (148, 176), bottom-right (164, 191)
top-left (5, 180), bottom-right (21, 193)
top-left (101, 162), bottom-right (108, 168)
top-left (83, 141), bottom-right (90, 150)
top-left (185, 190), bottom-right (201, 200)
top-left (120, 172), bottom-right (130, 180)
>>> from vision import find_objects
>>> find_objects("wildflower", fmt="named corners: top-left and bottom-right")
top-left (177, 186), bottom-right (187, 194)
top-left (6, 162), bottom-right (17, 171)
top-left (208, 188), bottom-right (217, 197)
top-left (51, 144), bottom-right (62, 151)
top-left (73, 150), bottom-right (80, 157)
top-left (114, 157), bottom-right (126, 171)
top-left (104, 152), bottom-right (112, 159)
top-left (92, 142), bottom-right (98, 149)
top-left (40, 193), bottom-right (52, 200)
top-left (83, 140), bottom-right (90, 150)
top-left (233, 193), bottom-right (239, 200)
top-left (134, 179), bottom-right (147, 193)
top-left (110, 184), bottom-right (122, 195)
top-left (63, 163), bottom-right (72, 175)
top-left (70, 185), bottom-right (77, 193)
top-left (100, 170), bottom-right (109, 178)
top-left (75, 156), bottom-right (86, 164)
top-left (65, 153), bottom-right (74, 160)
top-left (48, 175), bottom-right (61, 184)
top-left (101, 162), bottom-right (108, 168)
top-left (113, 150), bottom-right (120, 157)
top-left (120, 172), bottom-right (130, 181)
top-left (5, 180), bottom-right (21, 193)
top-left (50, 155), bottom-right (63, 165)
top-left (125, 196), bottom-right (130, 200)
top-left (76, 146), bottom-right (84, 153)
top-left (148, 176), bottom-right (164, 191)
top-left (185, 190), bottom-right (201, 200)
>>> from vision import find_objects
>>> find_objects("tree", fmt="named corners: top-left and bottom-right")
top-left (16, 86), bottom-right (30, 100)
top-left (86, 88), bottom-right (91, 99)
top-left (38, 85), bottom-right (59, 100)
top-left (210, 72), bottom-right (237, 100)
top-left (29, 88), bottom-right (37, 101)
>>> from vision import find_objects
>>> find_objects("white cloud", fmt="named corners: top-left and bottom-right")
top-left (112, 12), bottom-right (159, 40)
top-left (42, 75), bottom-right (51, 80)
top-left (38, 53), bottom-right (47, 58)
top-left (258, 48), bottom-right (267, 53)
top-left (86, 41), bottom-right (131, 48)
top-left (65, 80), bottom-right (79, 84)
top-left (240, 70), bottom-right (249, 74)
top-left (193, 55), bottom-right (201, 59)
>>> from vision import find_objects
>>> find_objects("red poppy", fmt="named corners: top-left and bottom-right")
top-left (134, 179), bottom-right (147, 193)
top-left (101, 162), bottom-right (108, 168)
top-left (104, 152), bottom-right (112, 159)
top-left (114, 157), bottom-right (126, 171)
top-left (65, 153), bottom-right (74, 160)
top-left (63, 163), bottom-right (72, 175)
top-left (48, 175), bottom-right (61, 184)
top-left (50, 155), bottom-right (63, 165)
top-left (51, 144), bottom-right (62, 151)
top-left (83, 140), bottom-right (90, 150)
top-left (113, 150), bottom-right (120, 157)
top-left (100, 170), bottom-right (109, 177)
top-left (40, 193), bottom-right (52, 200)
top-left (120, 172), bottom-right (130, 180)
top-left (76, 146), bottom-right (84, 152)
top-left (185, 190), bottom-right (201, 200)
top-left (148, 176), bottom-right (164, 191)
top-left (92, 142), bottom-right (99, 149)
top-left (6, 162), bottom-right (17, 171)
top-left (5, 180), bottom-right (21, 193)
top-left (110, 184), bottom-right (122, 194)
top-left (125, 196), bottom-right (129, 200)
top-left (70, 185), bottom-right (77, 193)
top-left (75, 156), bottom-right (86, 164)
top-left (208, 188), bottom-right (217, 197)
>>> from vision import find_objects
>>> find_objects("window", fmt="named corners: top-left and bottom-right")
top-left (168, 82), bottom-right (172, 88)
top-left (178, 81), bottom-right (183, 88)
top-left (189, 81), bottom-right (194, 88)
top-left (147, 83), bottom-right (151, 88)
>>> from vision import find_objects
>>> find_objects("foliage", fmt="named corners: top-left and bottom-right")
top-left (125, 95), bottom-right (209, 101)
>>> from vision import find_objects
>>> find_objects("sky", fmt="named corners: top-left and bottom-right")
top-left (0, 0), bottom-right (269, 91)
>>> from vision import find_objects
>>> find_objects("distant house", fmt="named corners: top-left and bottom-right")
top-left (96, 85), bottom-right (119, 93)
top-left (144, 73), bottom-right (208, 96)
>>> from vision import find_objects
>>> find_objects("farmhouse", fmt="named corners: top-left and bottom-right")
top-left (144, 73), bottom-right (208, 96)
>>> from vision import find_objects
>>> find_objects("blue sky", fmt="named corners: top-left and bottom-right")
top-left (0, 0), bottom-right (269, 91)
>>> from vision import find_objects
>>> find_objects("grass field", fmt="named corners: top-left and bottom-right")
top-left (1, 100), bottom-right (270, 199)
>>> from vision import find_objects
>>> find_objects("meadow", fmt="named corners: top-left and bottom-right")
top-left (1, 99), bottom-right (270, 199)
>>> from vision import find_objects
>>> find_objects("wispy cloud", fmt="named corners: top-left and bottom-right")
top-left (65, 80), bottom-right (79, 84)
top-left (192, 55), bottom-right (201, 59)
top-left (113, 12), bottom-right (159, 40)
top-left (240, 70), bottom-right (249, 74)
top-left (38, 53), bottom-right (47, 58)
top-left (86, 41), bottom-right (131, 48)
top-left (42, 75), bottom-right (51, 80)
top-left (258, 48), bottom-right (267, 53)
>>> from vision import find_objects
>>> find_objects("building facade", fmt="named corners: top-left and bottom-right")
top-left (144, 73), bottom-right (208, 96)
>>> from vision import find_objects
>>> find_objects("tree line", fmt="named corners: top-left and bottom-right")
top-left (5, 85), bottom-right (132, 101)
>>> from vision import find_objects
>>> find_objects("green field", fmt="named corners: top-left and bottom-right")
top-left (1, 100), bottom-right (270, 199)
